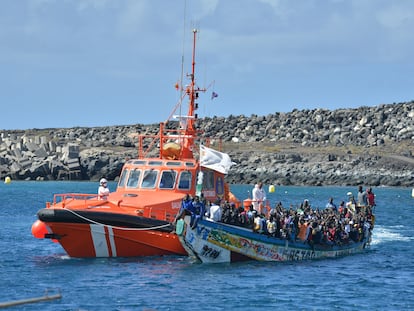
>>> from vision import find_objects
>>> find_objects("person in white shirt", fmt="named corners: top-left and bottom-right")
top-left (208, 200), bottom-right (222, 222)
top-left (252, 182), bottom-right (266, 215)
top-left (98, 178), bottom-right (110, 200)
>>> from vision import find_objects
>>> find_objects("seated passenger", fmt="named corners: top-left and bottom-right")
top-left (221, 203), bottom-right (231, 223)
top-left (246, 205), bottom-right (255, 228)
top-left (346, 192), bottom-right (356, 213)
top-left (252, 212), bottom-right (267, 234)
top-left (297, 218), bottom-right (308, 242)
top-left (208, 199), bottom-right (222, 222)
top-left (267, 216), bottom-right (277, 236)
top-left (190, 196), bottom-right (205, 229)
top-left (174, 194), bottom-right (194, 223)
top-left (238, 206), bottom-right (248, 226)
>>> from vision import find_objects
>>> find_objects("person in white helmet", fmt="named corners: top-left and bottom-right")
top-left (98, 178), bottom-right (110, 200)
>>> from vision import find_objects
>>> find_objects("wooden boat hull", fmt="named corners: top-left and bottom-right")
top-left (36, 208), bottom-right (186, 258)
top-left (179, 217), bottom-right (371, 263)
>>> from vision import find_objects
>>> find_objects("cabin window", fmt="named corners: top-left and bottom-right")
top-left (178, 171), bottom-right (192, 190)
top-left (118, 169), bottom-right (128, 187)
top-left (148, 161), bottom-right (163, 166)
top-left (133, 160), bottom-right (146, 165)
top-left (141, 169), bottom-right (158, 188)
top-left (166, 161), bottom-right (181, 167)
top-left (202, 170), bottom-right (215, 190)
top-left (127, 169), bottom-right (141, 188)
top-left (159, 170), bottom-right (177, 189)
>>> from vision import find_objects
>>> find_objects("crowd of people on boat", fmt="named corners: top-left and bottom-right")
top-left (175, 184), bottom-right (375, 247)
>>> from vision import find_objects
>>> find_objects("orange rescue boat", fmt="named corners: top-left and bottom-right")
top-left (31, 29), bottom-right (238, 258)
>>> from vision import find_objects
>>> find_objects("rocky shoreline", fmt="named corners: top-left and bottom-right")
top-left (1, 101), bottom-right (413, 187)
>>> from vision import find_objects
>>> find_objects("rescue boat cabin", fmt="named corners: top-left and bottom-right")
top-left (117, 158), bottom-right (225, 201)
top-left (112, 120), bottom-right (230, 224)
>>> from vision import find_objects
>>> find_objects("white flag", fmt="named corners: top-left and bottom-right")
top-left (200, 145), bottom-right (236, 174)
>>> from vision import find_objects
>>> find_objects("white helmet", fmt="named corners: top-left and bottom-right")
top-left (100, 178), bottom-right (108, 185)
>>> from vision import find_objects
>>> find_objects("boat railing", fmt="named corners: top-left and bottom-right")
top-left (136, 122), bottom-right (222, 159)
top-left (136, 122), bottom-right (193, 159)
top-left (50, 193), bottom-right (100, 208)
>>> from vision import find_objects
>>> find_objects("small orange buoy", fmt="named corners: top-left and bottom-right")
top-left (31, 220), bottom-right (48, 239)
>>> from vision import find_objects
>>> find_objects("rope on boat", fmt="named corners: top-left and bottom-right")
top-left (64, 208), bottom-right (172, 231)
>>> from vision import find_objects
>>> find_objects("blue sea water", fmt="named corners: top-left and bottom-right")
top-left (1, 181), bottom-right (413, 310)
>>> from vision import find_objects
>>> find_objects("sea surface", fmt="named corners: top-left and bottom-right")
top-left (0, 181), bottom-right (413, 310)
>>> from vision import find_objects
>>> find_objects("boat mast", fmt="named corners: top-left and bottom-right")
top-left (181, 29), bottom-right (205, 159)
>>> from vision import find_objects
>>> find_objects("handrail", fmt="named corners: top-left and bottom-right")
top-left (52, 193), bottom-right (99, 206)
top-left (49, 193), bottom-right (178, 223)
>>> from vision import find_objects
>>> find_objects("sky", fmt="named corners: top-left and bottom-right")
top-left (1, 0), bottom-right (413, 130)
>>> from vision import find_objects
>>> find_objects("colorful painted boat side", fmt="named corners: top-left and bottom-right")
top-left (178, 216), bottom-right (372, 263)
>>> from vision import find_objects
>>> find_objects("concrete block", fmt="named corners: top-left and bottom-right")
top-left (30, 162), bottom-right (50, 175)
top-left (34, 147), bottom-right (48, 158)
top-left (48, 141), bottom-right (57, 153)
top-left (67, 158), bottom-right (80, 170)
top-left (68, 144), bottom-right (80, 158)
top-left (19, 158), bottom-right (32, 169)
top-left (13, 148), bottom-right (22, 159)
top-left (0, 156), bottom-right (7, 165)
top-left (40, 136), bottom-right (48, 144)
top-left (26, 142), bottom-right (39, 152)
top-left (15, 142), bottom-right (23, 150)
top-left (10, 162), bottom-right (21, 172)
top-left (22, 136), bottom-right (30, 144)
top-left (0, 143), bottom-right (8, 153)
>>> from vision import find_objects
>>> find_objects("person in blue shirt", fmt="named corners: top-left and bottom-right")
top-left (191, 195), bottom-right (205, 229)
top-left (174, 194), bottom-right (194, 224)
top-left (174, 194), bottom-right (205, 229)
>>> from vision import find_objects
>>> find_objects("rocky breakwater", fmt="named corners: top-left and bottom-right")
top-left (0, 125), bottom-right (143, 181)
top-left (205, 101), bottom-right (414, 187)
top-left (1, 101), bottom-right (413, 186)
